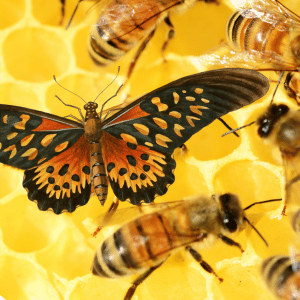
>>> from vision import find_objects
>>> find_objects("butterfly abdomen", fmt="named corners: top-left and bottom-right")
top-left (90, 141), bottom-right (108, 205)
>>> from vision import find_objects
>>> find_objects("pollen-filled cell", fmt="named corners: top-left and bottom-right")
top-left (3, 27), bottom-right (70, 82)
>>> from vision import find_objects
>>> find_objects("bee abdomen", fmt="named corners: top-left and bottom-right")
top-left (227, 11), bottom-right (290, 57)
top-left (92, 213), bottom-right (176, 278)
top-left (90, 142), bottom-right (108, 205)
top-left (261, 255), bottom-right (297, 298)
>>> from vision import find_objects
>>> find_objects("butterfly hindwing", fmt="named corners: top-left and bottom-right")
top-left (0, 105), bottom-right (92, 214)
top-left (101, 131), bottom-right (175, 205)
top-left (101, 69), bottom-right (270, 204)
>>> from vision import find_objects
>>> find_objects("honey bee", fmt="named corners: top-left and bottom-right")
top-left (66, 0), bottom-right (217, 83)
top-left (261, 255), bottom-right (300, 299)
top-left (200, 0), bottom-right (300, 102)
top-left (92, 193), bottom-right (278, 300)
top-left (256, 102), bottom-right (300, 211)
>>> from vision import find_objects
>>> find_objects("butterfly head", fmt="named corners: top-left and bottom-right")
top-left (84, 102), bottom-right (99, 121)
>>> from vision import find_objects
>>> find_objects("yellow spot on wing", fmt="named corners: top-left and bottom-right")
top-left (133, 123), bottom-right (149, 135)
top-left (190, 106), bottom-right (204, 116)
top-left (151, 97), bottom-right (168, 112)
top-left (182, 90), bottom-right (186, 93)
top-left (4, 144), bottom-right (17, 159)
top-left (41, 134), bottom-right (56, 147)
top-left (186, 116), bottom-right (200, 127)
top-left (173, 92), bottom-right (179, 104)
top-left (55, 141), bottom-right (69, 152)
top-left (38, 157), bottom-right (47, 164)
top-left (0, 142), bottom-right (2, 150)
top-left (155, 134), bottom-right (172, 148)
top-left (153, 117), bottom-right (167, 129)
top-left (3, 115), bottom-right (8, 124)
top-left (169, 111), bottom-right (181, 119)
top-left (174, 124), bottom-right (185, 137)
top-left (201, 98), bottom-right (210, 103)
top-left (121, 133), bottom-right (137, 144)
top-left (7, 132), bottom-right (18, 140)
top-left (145, 142), bottom-right (153, 147)
top-left (195, 88), bottom-right (203, 94)
top-left (21, 148), bottom-right (38, 160)
top-left (14, 114), bottom-right (30, 130)
top-left (186, 96), bottom-right (196, 101)
top-left (21, 134), bottom-right (35, 146)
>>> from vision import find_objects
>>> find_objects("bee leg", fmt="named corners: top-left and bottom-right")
top-left (124, 260), bottom-right (166, 300)
top-left (219, 234), bottom-right (244, 253)
top-left (92, 197), bottom-right (120, 237)
top-left (59, 0), bottom-right (66, 25)
top-left (185, 246), bottom-right (223, 283)
top-left (218, 118), bottom-right (239, 138)
top-left (161, 15), bottom-right (175, 63)
top-left (124, 28), bottom-right (156, 86)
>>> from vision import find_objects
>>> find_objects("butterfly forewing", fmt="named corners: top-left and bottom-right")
top-left (101, 68), bottom-right (269, 204)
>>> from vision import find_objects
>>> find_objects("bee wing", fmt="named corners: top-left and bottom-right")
top-left (230, 0), bottom-right (300, 30)
top-left (198, 45), bottom-right (299, 71)
top-left (95, 200), bottom-right (184, 228)
top-left (282, 152), bottom-right (300, 207)
top-left (90, 0), bottom-right (181, 40)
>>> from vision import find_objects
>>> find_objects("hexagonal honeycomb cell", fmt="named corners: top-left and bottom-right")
top-left (0, 0), bottom-right (298, 300)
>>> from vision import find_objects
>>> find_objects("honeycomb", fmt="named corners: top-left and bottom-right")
top-left (0, 0), bottom-right (298, 300)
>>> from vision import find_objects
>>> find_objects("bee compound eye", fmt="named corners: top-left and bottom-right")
top-left (223, 216), bottom-right (238, 232)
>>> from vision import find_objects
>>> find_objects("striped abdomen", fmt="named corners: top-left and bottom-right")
top-left (88, 0), bottom-right (170, 66)
top-left (92, 211), bottom-right (191, 278)
top-left (90, 142), bottom-right (108, 205)
top-left (227, 11), bottom-right (295, 64)
top-left (261, 255), bottom-right (300, 299)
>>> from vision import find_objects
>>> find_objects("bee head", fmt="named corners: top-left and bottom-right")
top-left (257, 104), bottom-right (289, 138)
top-left (219, 193), bottom-right (245, 233)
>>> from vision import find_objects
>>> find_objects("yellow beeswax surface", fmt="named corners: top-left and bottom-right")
top-left (0, 0), bottom-right (298, 300)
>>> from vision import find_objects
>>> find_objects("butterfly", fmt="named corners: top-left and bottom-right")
top-left (0, 68), bottom-right (269, 214)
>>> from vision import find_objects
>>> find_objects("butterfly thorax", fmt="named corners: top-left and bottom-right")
top-left (84, 102), bottom-right (103, 142)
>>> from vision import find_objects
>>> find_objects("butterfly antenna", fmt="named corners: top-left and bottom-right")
top-left (100, 83), bottom-right (123, 121)
top-left (270, 71), bottom-right (284, 104)
top-left (66, 0), bottom-right (84, 29)
top-left (244, 217), bottom-right (268, 247)
top-left (53, 75), bottom-right (86, 104)
top-left (94, 66), bottom-right (121, 103)
top-left (55, 95), bottom-right (85, 121)
top-left (222, 121), bottom-right (255, 137)
top-left (243, 198), bottom-right (282, 211)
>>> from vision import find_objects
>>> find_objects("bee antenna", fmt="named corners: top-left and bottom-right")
top-left (66, 0), bottom-right (84, 29)
top-left (94, 66), bottom-right (121, 103)
top-left (244, 217), bottom-right (268, 247)
top-left (243, 198), bottom-right (282, 211)
top-left (53, 75), bottom-right (86, 104)
top-left (221, 121), bottom-right (255, 137)
top-left (270, 71), bottom-right (284, 104)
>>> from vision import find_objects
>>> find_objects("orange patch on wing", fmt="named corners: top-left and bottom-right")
top-left (41, 134), bottom-right (56, 147)
top-left (21, 148), bottom-right (38, 160)
top-left (33, 135), bottom-right (90, 195)
top-left (102, 131), bottom-right (167, 192)
top-left (153, 117), bottom-right (167, 129)
top-left (33, 118), bottom-right (74, 131)
top-left (108, 104), bottom-right (150, 125)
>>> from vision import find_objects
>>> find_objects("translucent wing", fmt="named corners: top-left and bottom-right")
top-left (90, 0), bottom-right (182, 40)
top-left (198, 45), bottom-right (300, 71)
top-left (101, 68), bottom-right (269, 204)
top-left (282, 152), bottom-right (300, 207)
top-left (95, 200), bottom-right (184, 228)
top-left (230, 0), bottom-right (300, 30)
top-left (0, 105), bottom-right (91, 214)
